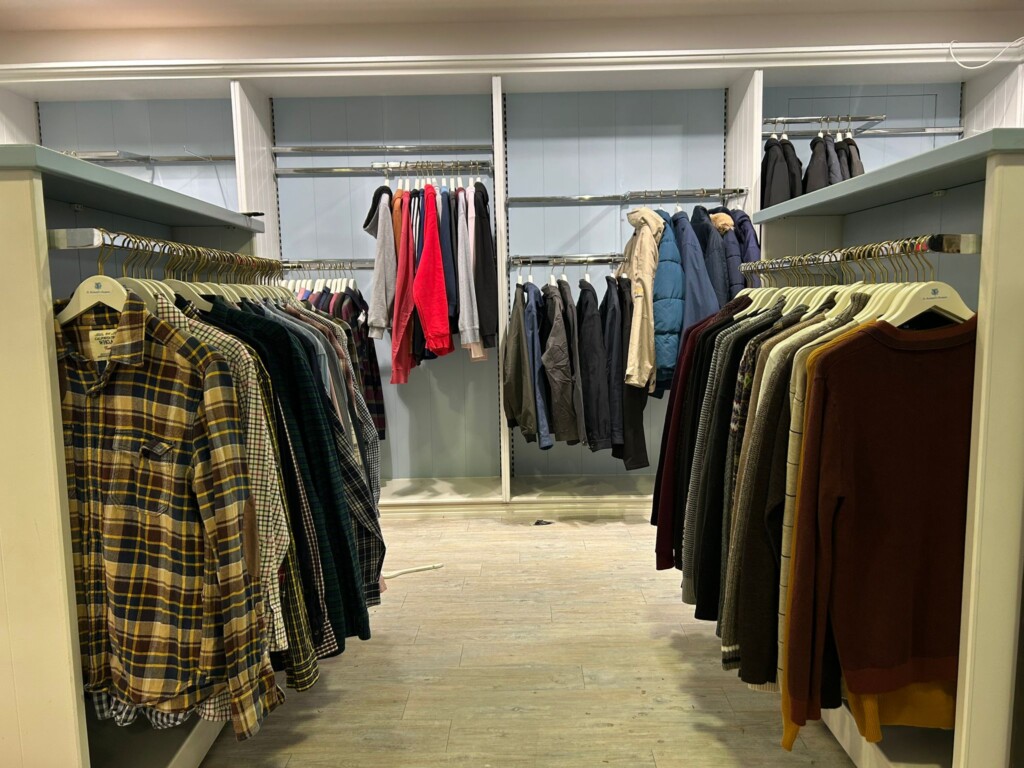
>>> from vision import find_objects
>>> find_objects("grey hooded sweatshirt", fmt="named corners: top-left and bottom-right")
top-left (364, 186), bottom-right (396, 339)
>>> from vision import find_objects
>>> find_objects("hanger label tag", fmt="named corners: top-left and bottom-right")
top-left (86, 329), bottom-right (117, 361)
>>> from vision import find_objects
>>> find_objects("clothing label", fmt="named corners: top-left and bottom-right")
top-left (86, 329), bottom-right (116, 361)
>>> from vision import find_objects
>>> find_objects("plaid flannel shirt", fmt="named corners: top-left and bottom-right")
top-left (206, 300), bottom-right (370, 648)
top-left (56, 295), bottom-right (280, 740)
top-left (155, 296), bottom-right (290, 652)
top-left (339, 292), bottom-right (386, 440)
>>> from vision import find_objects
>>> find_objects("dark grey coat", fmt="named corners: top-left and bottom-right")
top-left (502, 283), bottom-right (537, 439)
top-left (824, 135), bottom-right (842, 185)
top-left (541, 283), bottom-right (579, 443)
top-left (558, 279), bottom-right (588, 446)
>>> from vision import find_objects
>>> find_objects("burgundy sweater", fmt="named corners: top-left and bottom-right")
top-left (786, 317), bottom-right (977, 725)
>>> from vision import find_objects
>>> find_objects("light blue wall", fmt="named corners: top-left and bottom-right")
top-left (275, 95), bottom-right (499, 480)
top-left (506, 89), bottom-right (727, 476)
top-left (38, 99), bottom-right (238, 211)
top-left (762, 83), bottom-right (962, 175)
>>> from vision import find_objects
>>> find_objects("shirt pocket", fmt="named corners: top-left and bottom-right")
top-left (106, 430), bottom-right (186, 516)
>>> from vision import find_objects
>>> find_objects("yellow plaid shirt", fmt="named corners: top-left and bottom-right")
top-left (56, 294), bottom-right (280, 739)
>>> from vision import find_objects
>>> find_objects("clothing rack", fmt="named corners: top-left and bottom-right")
top-left (47, 227), bottom-right (284, 281)
top-left (273, 143), bottom-right (492, 156)
top-left (506, 188), bottom-right (747, 206)
top-left (739, 233), bottom-right (981, 279)
top-left (62, 149), bottom-right (235, 164)
top-left (508, 253), bottom-right (623, 267)
top-left (280, 259), bottom-right (377, 271)
top-left (275, 159), bottom-right (493, 177)
top-left (760, 114), bottom-right (962, 138)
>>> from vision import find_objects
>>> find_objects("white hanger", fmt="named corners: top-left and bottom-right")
top-left (57, 274), bottom-right (128, 325)
top-left (118, 277), bottom-right (158, 313)
top-left (165, 279), bottom-right (214, 312)
top-left (882, 281), bottom-right (973, 327)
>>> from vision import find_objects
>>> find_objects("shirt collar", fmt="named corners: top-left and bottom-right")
top-left (54, 292), bottom-right (148, 368)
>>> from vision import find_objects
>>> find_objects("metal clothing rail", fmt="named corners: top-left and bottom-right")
top-left (273, 143), bottom-right (492, 156)
top-left (276, 159), bottom-right (493, 178)
top-left (739, 233), bottom-right (981, 276)
top-left (508, 253), bottom-right (623, 267)
top-left (47, 227), bottom-right (283, 280)
top-left (280, 259), bottom-right (377, 270)
top-left (762, 126), bottom-right (963, 139)
top-left (63, 149), bottom-right (235, 164)
top-left (763, 114), bottom-right (887, 126)
top-left (506, 188), bottom-right (746, 206)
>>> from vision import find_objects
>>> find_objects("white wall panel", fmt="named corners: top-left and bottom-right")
top-left (37, 99), bottom-right (238, 210)
top-left (506, 88), bottom-right (726, 477)
top-left (0, 87), bottom-right (37, 143)
top-left (762, 82), bottom-right (962, 176)
top-left (726, 70), bottom-right (763, 216)
top-left (275, 95), bottom-right (498, 480)
top-left (963, 64), bottom-right (1024, 135)
top-left (231, 81), bottom-right (280, 259)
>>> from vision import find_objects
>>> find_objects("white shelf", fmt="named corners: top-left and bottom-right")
top-left (822, 705), bottom-right (953, 768)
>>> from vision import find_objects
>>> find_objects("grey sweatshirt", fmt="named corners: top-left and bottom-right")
top-left (365, 188), bottom-right (396, 340)
top-left (457, 189), bottom-right (483, 348)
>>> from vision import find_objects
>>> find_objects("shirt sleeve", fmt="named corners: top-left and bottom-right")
top-left (190, 354), bottom-right (273, 740)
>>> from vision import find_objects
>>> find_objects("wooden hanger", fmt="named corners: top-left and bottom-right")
top-left (57, 232), bottom-right (128, 325)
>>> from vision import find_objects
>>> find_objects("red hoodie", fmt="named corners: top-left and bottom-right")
top-left (413, 184), bottom-right (454, 356)
top-left (391, 192), bottom-right (416, 384)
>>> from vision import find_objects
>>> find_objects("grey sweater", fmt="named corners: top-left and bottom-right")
top-left (365, 188), bottom-right (396, 340)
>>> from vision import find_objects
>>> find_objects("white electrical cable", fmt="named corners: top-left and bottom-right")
top-left (949, 37), bottom-right (1024, 70)
top-left (382, 563), bottom-right (445, 580)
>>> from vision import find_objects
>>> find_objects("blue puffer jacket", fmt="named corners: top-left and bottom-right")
top-left (652, 210), bottom-right (685, 387)
top-left (672, 211), bottom-right (720, 331)
top-left (691, 206), bottom-right (729, 307)
top-left (730, 209), bottom-right (761, 288)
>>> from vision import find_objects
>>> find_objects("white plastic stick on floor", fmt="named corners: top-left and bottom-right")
top-left (382, 563), bottom-right (445, 580)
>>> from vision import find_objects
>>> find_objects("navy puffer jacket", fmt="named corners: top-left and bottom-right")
top-left (709, 206), bottom-right (744, 299)
top-left (691, 206), bottom-right (729, 307)
top-left (652, 209), bottom-right (685, 387)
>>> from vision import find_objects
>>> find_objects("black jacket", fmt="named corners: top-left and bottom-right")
top-left (846, 138), bottom-right (866, 177)
top-left (618, 276), bottom-right (649, 470)
top-left (835, 139), bottom-right (851, 181)
top-left (576, 280), bottom-right (611, 451)
top-left (600, 276), bottom-right (624, 449)
top-left (760, 137), bottom-right (791, 209)
top-left (780, 139), bottom-right (804, 200)
top-left (824, 135), bottom-right (842, 185)
top-left (803, 137), bottom-right (829, 194)
top-left (472, 183), bottom-right (499, 348)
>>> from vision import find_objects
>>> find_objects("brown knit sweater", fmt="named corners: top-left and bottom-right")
top-left (786, 317), bottom-right (976, 726)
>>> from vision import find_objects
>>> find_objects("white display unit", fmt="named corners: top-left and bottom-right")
top-left (755, 128), bottom-right (1024, 768)
top-left (0, 42), bottom-right (1022, 768)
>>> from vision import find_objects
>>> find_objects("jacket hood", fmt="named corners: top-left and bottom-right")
top-left (363, 185), bottom-right (392, 235)
top-left (671, 210), bottom-right (690, 225)
top-left (627, 207), bottom-right (665, 243)
top-left (710, 212), bottom-right (735, 235)
top-left (474, 181), bottom-right (489, 206)
top-left (654, 210), bottom-right (678, 241)
top-left (809, 136), bottom-right (825, 151)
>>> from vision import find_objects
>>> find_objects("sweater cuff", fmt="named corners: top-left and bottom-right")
top-left (368, 325), bottom-right (386, 340)
top-left (459, 327), bottom-right (482, 344)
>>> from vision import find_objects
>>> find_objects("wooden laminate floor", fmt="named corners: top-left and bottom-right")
top-left (201, 515), bottom-right (852, 767)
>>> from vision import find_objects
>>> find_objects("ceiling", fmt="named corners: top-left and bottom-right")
top-left (0, 0), bottom-right (1019, 31)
